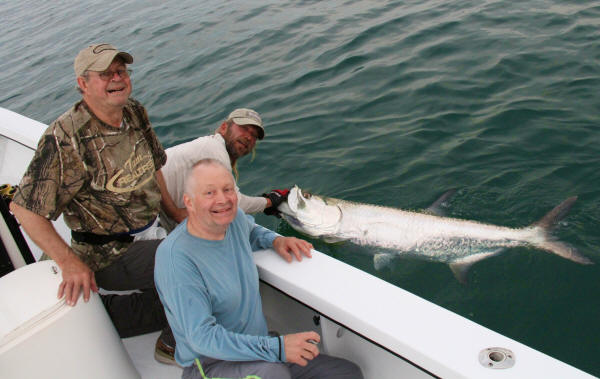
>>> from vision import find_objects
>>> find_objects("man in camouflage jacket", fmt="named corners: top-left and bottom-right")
top-left (11, 43), bottom-right (176, 362)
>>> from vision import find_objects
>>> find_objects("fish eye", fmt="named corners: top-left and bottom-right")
top-left (302, 191), bottom-right (312, 199)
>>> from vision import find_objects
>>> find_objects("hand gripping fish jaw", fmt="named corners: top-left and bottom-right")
top-left (278, 186), bottom-right (342, 238)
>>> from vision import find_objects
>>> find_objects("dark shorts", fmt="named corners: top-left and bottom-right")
top-left (95, 239), bottom-right (168, 338)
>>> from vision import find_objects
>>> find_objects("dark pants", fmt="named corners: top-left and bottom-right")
top-left (95, 239), bottom-right (169, 338)
top-left (182, 355), bottom-right (363, 379)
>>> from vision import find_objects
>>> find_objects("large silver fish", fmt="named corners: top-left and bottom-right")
top-left (277, 186), bottom-right (592, 282)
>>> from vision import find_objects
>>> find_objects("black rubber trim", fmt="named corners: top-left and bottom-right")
top-left (0, 197), bottom-right (35, 266)
top-left (0, 233), bottom-right (15, 278)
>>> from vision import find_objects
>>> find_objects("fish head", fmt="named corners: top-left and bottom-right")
top-left (277, 185), bottom-right (342, 237)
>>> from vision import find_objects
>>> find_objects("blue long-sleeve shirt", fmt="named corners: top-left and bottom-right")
top-left (154, 209), bottom-right (284, 367)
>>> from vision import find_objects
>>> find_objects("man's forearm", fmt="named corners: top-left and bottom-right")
top-left (156, 169), bottom-right (187, 222)
top-left (238, 192), bottom-right (269, 214)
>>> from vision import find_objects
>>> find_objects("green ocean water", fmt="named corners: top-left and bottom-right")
top-left (1, 0), bottom-right (599, 376)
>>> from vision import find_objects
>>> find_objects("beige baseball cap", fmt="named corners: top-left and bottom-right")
top-left (74, 43), bottom-right (133, 77)
top-left (227, 108), bottom-right (264, 139)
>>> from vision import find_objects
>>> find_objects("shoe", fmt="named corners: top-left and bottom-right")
top-left (154, 333), bottom-right (177, 366)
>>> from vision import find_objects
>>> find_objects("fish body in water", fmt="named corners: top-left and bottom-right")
top-left (277, 186), bottom-right (592, 282)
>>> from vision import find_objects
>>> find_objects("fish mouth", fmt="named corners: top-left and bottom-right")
top-left (286, 186), bottom-right (303, 213)
top-left (278, 187), bottom-right (309, 228)
top-left (282, 214), bottom-right (303, 227)
top-left (277, 202), bottom-right (299, 222)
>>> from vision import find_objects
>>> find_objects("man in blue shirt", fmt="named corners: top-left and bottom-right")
top-left (155, 159), bottom-right (362, 379)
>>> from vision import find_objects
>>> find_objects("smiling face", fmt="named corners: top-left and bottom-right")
top-left (183, 160), bottom-right (238, 240)
top-left (77, 58), bottom-right (132, 118)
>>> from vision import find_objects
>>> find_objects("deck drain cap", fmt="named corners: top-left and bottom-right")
top-left (479, 347), bottom-right (515, 369)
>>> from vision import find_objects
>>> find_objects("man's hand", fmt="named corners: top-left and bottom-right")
top-left (272, 236), bottom-right (313, 262)
top-left (9, 202), bottom-right (98, 307)
top-left (283, 331), bottom-right (320, 366)
top-left (262, 189), bottom-right (289, 217)
top-left (57, 250), bottom-right (98, 306)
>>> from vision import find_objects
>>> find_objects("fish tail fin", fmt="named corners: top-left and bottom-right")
top-left (535, 239), bottom-right (593, 265)
top-left (532, 196), bottom-right (593, 265)
top-left (533, 196), bottom-right (577, 230)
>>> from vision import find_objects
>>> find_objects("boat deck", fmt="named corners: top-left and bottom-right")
top-left (123, 331), bottom-right (182, 378)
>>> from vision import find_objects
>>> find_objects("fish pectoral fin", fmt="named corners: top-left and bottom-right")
top-left (373, 253), bottom-right (395, 270)
top-left (449, 249), bottom-right (502, 284)
top-left (424, 189), bottom-right (457, 216)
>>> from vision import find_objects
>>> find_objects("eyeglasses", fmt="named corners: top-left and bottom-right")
top-left (89, 68), bottom-right (132, 81)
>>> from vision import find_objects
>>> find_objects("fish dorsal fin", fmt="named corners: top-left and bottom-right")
top-left (449, 249), bottom-right (503, 284)
top-left (373, 253), bottom-right (395, 270)
top-left (425, 189), bottom-right (457, 216)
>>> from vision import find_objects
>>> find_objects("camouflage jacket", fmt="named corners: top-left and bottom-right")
top-left (13, 99), bottom-right (166, 270)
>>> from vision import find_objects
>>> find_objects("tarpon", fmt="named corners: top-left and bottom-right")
top-left (277, 186), bottom-right (592, 283)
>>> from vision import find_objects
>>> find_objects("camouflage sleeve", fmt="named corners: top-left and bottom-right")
top-left (129, 99), bottom-right (166, 170)
top-left (12, 122), bottom-right (86, 221)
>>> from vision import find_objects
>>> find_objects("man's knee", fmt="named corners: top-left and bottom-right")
top-left (203, 360), bottom-right (291, 379)
top-left (298, 354), bottom-right (363, 379)
top-left (339, 360), bottom-right (363, 379)
top-left (328, 357), bottom-right (363, 379)
top-left (251, 362), bottom-right (291, 379)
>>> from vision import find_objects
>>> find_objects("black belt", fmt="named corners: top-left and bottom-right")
top-left (71, 218), bottom-right (156, 245)
top-left (71, 231), bottom-right (134, 245)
